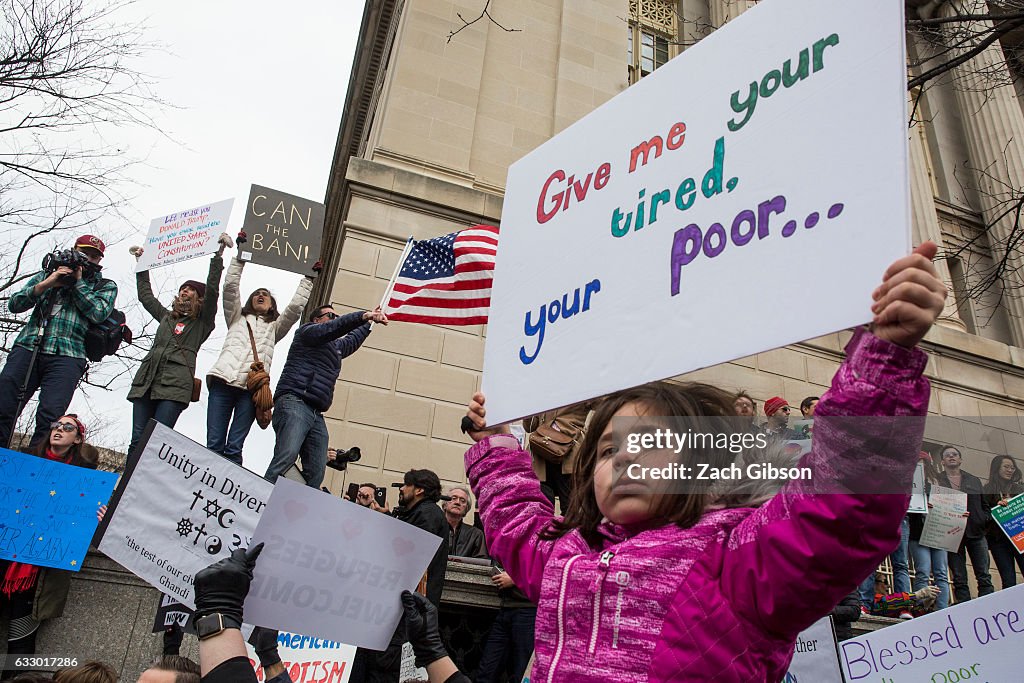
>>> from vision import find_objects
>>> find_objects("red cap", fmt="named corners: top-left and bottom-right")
top-left (75, 234), bottom-right (106, 256)
top-left (61, 414), bottom-right (87, 437)
top-left (764, 396), bottom-right (790, 417)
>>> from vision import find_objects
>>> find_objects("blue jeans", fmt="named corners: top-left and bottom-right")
top-left (910, 539), bottom-right (950, 610)
top-left (129, 392), bottom-right (187, 458)
top-left (206, 379), bottom-right (256, 466)
top-left (477, 607), bottom-right (537, 683)
top-left (859, 516), bottom-right (911, 607)
top-left (989, 533), bottom-right (1024, 589)
top-left (0, 346), bottom-right (87, 448)
top-left (948, 535), bottom-right (994, 602)
top-left (265, 393), bottom-right (328, 488)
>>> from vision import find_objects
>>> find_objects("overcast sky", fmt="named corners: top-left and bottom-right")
top-left (54, 0), bottom-right (364, 475)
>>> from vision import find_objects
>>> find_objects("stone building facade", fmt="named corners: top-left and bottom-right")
top-left (312, 0), bottom-right (1024, 584)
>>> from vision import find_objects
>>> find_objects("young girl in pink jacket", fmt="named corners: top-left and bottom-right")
top-left (462, 243), bottom-right (947, 682)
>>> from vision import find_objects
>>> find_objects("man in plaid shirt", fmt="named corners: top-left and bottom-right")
top-left (0, 234), bottom-right (117, 448)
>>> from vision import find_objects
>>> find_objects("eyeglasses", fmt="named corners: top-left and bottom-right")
top-left (317, 312), bottom-right (338, 320)
top-left (51, 421), bottom-right (79, 433)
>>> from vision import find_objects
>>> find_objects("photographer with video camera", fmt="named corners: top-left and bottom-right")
top-left (0, 235), bottom-right (116, 449)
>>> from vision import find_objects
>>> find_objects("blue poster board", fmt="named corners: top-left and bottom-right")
top-left (0, 447), bottom-right (118, 570)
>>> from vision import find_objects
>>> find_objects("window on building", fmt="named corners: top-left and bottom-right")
top-left (628, 0), bottom-right (678, 84)
top-left (940, 212), bottom-right (1014, 344)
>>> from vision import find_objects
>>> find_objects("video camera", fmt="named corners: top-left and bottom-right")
top-left (325, 446), bottom-right (361, 472)
top-left (42, 249), bottom-right (101, 283)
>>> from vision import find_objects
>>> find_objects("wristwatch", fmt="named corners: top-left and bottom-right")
top-left (195, 613), bottom-right (242, 640)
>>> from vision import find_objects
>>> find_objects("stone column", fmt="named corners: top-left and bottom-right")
top-left (943, 0), bottom-right (1024, 345)
top-left (709, 0), bottom-right (758, 28)
top-left (908, 91), bottom-right (967, 331)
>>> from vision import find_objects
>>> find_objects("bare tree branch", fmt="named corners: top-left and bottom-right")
top-left (446, 0), bottom-right (520, 43)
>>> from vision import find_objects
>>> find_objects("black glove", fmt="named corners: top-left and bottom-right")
top-left (248, 626), bottom-right (281, 668)
top-left (194, 543), bottom-right (264, 623)
top-left (401, 590), bottom-right (447, 668)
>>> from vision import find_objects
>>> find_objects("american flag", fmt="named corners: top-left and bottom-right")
top-left (385, 225), bottom-right (499, 325)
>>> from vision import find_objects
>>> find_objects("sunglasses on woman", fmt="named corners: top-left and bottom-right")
top-left (51, 421), bottom-right (79, 433)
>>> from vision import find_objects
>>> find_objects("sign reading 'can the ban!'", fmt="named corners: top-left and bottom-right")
top-left (239, 184), bottom-right (325, 276)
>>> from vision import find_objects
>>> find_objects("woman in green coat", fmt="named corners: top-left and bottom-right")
top-left (126, 233), bottom-right (231, 458)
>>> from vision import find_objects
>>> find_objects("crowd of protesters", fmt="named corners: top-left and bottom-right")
top-left (2, 237), bottom-right (1024, 683)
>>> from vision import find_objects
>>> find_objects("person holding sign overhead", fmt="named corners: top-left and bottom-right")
top-left (126, 235), bottom-right (232, 460)
top-left (0, 415), bottom-right (99, 678)
top-left (461, 243), bottom-right (946, 681)
top-left (204, 232), bottom-right (315, 466)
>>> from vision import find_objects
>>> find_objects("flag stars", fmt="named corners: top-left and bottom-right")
top-left (50, 490), bottom-right (56, 496)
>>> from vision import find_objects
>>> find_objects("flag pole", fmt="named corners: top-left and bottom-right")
top-left (372, 236), bottom-right (414, 329)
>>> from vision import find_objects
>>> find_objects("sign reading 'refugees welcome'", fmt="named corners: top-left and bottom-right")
top-left (482, 0), bottom-right (911, 424)
top-left (240, 184), bottom-right (325, 276)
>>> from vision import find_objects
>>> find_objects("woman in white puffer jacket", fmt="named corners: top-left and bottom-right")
top-left (206, 254), bottom-right (313, 465)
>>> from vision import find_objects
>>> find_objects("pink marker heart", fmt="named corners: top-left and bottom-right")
top-left (283, 500), bottom-right (307, 523)
top-left (392, 537), bottom-right (415, 557)
top-left (342, 519), bottom-right (363, 539)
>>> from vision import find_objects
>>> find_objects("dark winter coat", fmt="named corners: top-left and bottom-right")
top-left (394, 499), bottom-right (449, 607)
top-left (129, 256), bottom-right (223, 404)
top-left (448, 520), bottom-right (487, 559)
top-left (830, 589), bottom-right (862, 641)
top-left (937, 469), bottom-right (991, 539)
top-left (274, 311), bottom-right (370, 412)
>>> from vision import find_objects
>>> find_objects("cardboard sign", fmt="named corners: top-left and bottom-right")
top-left (0, 448), bottom-right (117, 570)
top-left (136, 199), bottom-right (234, 271)
top-left (152, 594), bottom-right (195, 634)
top-left (482, 0), bottom-right (909, 423)
top-left (245, 631), bottom-right (355, 683)
top-left (841, 584), bottom-right (1024, 681)
top-left (783, 616), bottom-right (843, 682)
top-left (908, 461), bottom-right (928, 514)
top-left (918, 485), bottom-right (968, 553)
top-left (245, 478), bottom-right (442, 649)
top-left (992, 492), bottom-right (1024, 554)
top-left (239, 184), bottom-right (324, 275)
top-left (98, 422), bottom-right (272, 607)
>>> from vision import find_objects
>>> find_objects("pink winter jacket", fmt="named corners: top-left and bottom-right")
top-left (465, 328), bottom-right (929, 682)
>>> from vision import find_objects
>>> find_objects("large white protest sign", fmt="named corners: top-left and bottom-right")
top-left (919, 486), bottom-right (968, 553)
top-left (136, 198), bottom-right (234, 271)
top-left (244, 631), bottom-right (355, 683)
top-left (482, 0), bottom-right (909, 423)
top-left (245, 478), bottom-right (442, 649)
top-left (841, 584), bottom-right (1024, 682)
top-left (784, 616), bottom-right (843, 682)
top-left (98, 422), bottom-right (271, 607)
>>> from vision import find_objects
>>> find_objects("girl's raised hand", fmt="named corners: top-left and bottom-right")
top-left (464, 392), bottom-right (510, 443)
top-left (870, 241), bottom-right (947, 349)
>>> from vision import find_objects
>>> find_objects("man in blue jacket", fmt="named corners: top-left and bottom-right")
top-left (264, 303), bottom-right (386, 487)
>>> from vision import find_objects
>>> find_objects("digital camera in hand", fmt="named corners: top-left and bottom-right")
top-left (325, 446), bottom-right (361, 471)
top-left (42, 248), bottom-right (100, 281)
